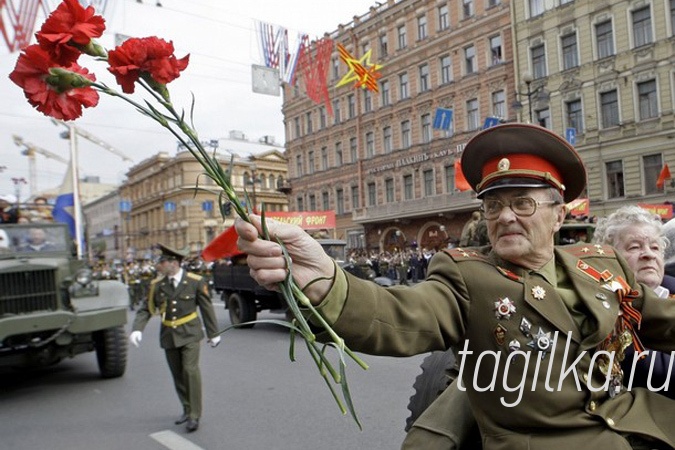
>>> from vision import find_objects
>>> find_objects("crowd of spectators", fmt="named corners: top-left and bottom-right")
top-left (0, 195), bottom-right (53, 224)
top-left (346, 248), bottom-right (437, 284)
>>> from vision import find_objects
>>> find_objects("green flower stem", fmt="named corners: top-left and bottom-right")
top-left (304, 340), bottom-right (349, 414)
top-left (290, 284), bottom-right (369, 370)
top-left (86, 70), bottom-right (367, 428)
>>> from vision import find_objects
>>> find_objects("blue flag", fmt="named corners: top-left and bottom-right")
top-left (52, 162), bottom-right (76, 237)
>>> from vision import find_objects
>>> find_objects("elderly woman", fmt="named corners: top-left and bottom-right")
top-left (663, 217), bottom-right (675, 280)
top-left (593, 205), bottom-right (674, 399)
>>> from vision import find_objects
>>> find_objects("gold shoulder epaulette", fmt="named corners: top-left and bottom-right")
top-left (558, 243), bottom-right (615, 258)
top-left (443, 247), bottom-right (490, 262)
top-left (186, 272), bottom-right (202, 281)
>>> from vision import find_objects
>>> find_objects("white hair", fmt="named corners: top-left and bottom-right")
top-left (663, 217), bottom-right (675, 264)
top-left (593, 205), bottom-right (668, 254)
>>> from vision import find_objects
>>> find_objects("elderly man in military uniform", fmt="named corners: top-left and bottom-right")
top-left (129, 244), bottom-right (220, 433)
top-left (235, 123), bottom-right (675, 450)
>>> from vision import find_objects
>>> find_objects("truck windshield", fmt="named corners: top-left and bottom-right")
top-left (0, 224), bottom-right (70, 256)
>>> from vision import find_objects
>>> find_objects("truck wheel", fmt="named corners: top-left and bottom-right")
top-left (405, 349), bottom-right (457, 431)
top-left (228, 293), bottom-right (256, 328)
top-left (94, 325), bottom-right (128, 378)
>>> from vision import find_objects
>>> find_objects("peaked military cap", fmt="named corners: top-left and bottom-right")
top-left (461, 123), bottom-right (586, 203)
top-left (157, 243), bottom-right (189, 261)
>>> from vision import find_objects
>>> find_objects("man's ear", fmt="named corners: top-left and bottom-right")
top-left (552, 204), bottom-right (567, 233)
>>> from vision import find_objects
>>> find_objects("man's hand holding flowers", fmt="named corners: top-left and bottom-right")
top-left (9, 0), bottom-right (367, 428)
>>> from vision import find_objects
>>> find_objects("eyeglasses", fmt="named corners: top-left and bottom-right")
top-left (480, 197), bottom-right (558, 220)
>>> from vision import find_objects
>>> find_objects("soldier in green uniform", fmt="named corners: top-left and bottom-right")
top-left (235, 123), bottom-right (675, 450)
top-left (129, 244), bottom-right (220, 433)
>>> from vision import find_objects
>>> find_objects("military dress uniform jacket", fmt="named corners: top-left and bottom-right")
top-left (132, 272), bottom-right (219, 349)
top-left (317, 243), bottom-right (675, 450)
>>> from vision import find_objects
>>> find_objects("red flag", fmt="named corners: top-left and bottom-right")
top-left (201, 226), bottom-right (244, 262)
top-left (454, 159), bottom-right (471, 191)
top-left (657, 163), bottom-right (672, 189)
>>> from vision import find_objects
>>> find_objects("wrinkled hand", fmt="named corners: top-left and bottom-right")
top-left (235, 216), bottom-right (335, 304)
top-left (207, 336), bottom-right (221, 348)
top-left (129, 330), bottom-right (142, 347)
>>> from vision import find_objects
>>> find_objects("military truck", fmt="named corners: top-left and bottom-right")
top-left (0, 222), bottom-right (129, 377)
top-left (212, 239), bottom-right (349, 327)
top-left (212, 238), bottom-right (392, 327)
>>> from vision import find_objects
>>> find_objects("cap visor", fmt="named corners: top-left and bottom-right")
top-left (477, 178), bottom-right (551, 198)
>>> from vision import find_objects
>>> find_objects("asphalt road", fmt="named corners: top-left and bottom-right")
top-left (0, 299), bottom-right (427, 450)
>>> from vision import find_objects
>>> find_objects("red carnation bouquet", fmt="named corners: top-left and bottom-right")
top-left (9, 0), bottom-right (367, 427)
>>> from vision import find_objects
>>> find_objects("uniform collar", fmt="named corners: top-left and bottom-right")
top-left (530, 257), bottom-right (557, 287)
top-left (171, 268), bottom-right (184, 285)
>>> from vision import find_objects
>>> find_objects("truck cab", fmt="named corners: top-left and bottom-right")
top-left (0, 223), bottom-right (129, 377)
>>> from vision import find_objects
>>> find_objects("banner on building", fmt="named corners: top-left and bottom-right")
top-left (265, 211), bottom-right (336, 229)
top-left (566, 198), bottom-right (589, 217)
top-left (294, 35), bottom-right (334, 114)
top-left (336, 43), bottom-right (382, 92)
top-left (637, 203), bottom-right (673, 219)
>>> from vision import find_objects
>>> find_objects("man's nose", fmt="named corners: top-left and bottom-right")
top-left (496, 204), bottom-right (518, 222)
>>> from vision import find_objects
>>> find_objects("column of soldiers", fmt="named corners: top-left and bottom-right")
top-left (124, 259), bottom-right (158, 310)
top-left (121, 256), bottom-right (215, 310)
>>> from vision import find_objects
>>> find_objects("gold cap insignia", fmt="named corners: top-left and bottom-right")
top-left (497, 158), bottom-right (510, 171)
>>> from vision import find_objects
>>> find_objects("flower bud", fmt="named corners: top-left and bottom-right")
top-left (46, 68), bottom-right (94, 93)
top-left (141, 72), bottom-right (171, 102)
top-left (79, 40), bottom-right (108, 58)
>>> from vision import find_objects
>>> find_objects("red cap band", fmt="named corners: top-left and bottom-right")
top-left (479, 153), bottom-right (564, 191)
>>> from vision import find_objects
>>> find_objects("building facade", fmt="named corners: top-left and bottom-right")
top-left (283, 0), bottom-right (514, 252)
top-left (512, 0), bottom-right (674, 218)
top-left (82, 189), bottom-right (123, 262)
top-left (119, 136), bottom-right (288, 261)
top-left (283, 0), bottom-right (674, 254)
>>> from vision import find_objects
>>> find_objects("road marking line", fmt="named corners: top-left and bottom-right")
top-left (150, 430), bottom-right (205, 450)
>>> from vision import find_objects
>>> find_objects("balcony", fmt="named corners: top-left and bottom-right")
top-left (276, 180), bottom-right (292, 195)
top-left (352, 190), bottom-right (480, 224)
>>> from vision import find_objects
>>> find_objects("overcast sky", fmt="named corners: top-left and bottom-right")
top-left (0, 0), bottom-right (378, 201)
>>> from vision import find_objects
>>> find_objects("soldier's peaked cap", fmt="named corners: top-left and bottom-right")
top-left (460, 123), bottom-right (586, 203)
top-left (158, 243), bottom-right (189, 261)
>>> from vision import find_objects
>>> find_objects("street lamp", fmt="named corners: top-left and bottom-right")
top-left (11, 177), bottom-right (27, 204)
top-left (245, 168), bottom-right (262, 212)
top-left (513, 71), bottom-right (549, 124)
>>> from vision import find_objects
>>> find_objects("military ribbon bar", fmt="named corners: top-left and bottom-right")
top-left (613, 276), bottom-right (645, 356)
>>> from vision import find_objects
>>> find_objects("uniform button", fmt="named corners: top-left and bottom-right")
top-left (588, 401), bottom-right (596, 411)
top-left (607, 418), bottom-right (615, 427)
top-left (171, 316), bottom-right (177, 320)
top-left (582, 373), bottom-right (588, 382)
top-left (172, 308), bottom-right (177, 312)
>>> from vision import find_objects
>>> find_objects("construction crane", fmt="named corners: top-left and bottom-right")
top-left (12, 134), bottom-right (68, 197)
top-left (51, 119), bottom-right (134, 163)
